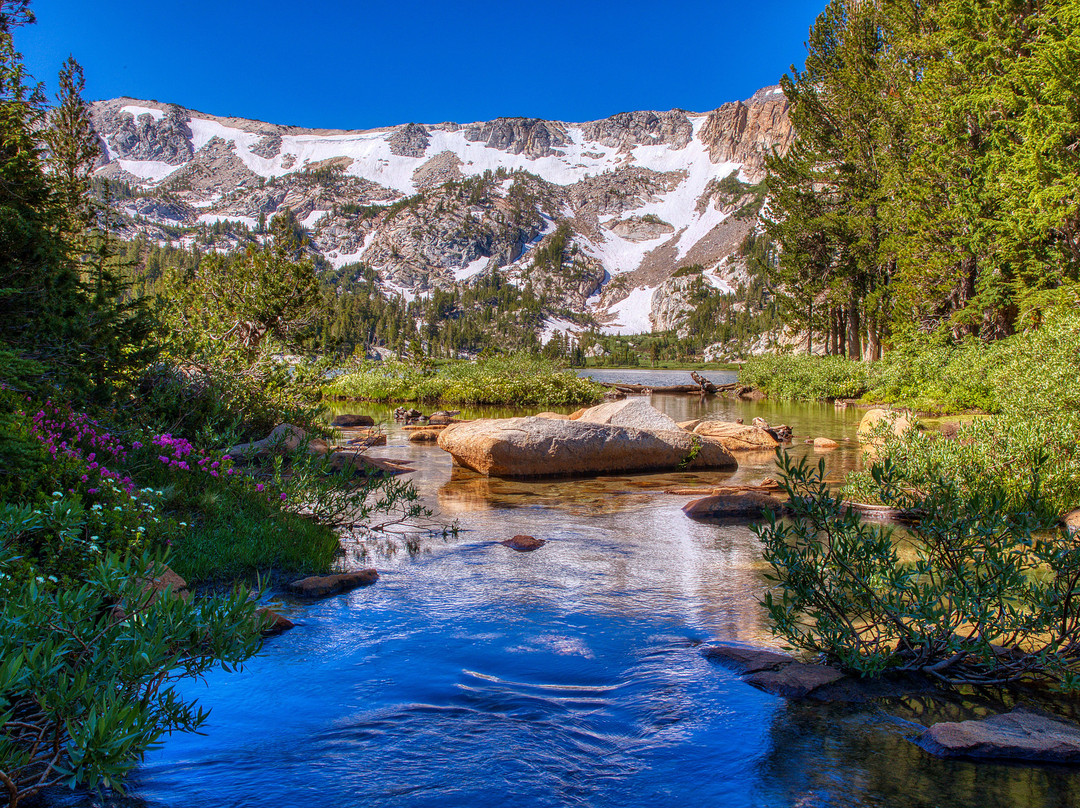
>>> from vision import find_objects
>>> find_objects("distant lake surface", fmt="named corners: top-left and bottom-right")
top-left (579, 368), bottom-right (739, 387)
top-left (54, 395), bottom-right (1080, 808)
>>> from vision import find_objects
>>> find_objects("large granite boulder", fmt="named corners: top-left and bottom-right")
top-left (692, 421), bottom-right (780, 452)
top-left (857, 408), bottom-right (914, 442)
top-left (437, 416), bottom-right (736, 478)
top-left (917, 708), bottom-right (1080, 764)
top-left (576, 398), bottom-right (681, 432)
top-left (228, 423), bottom-right (327, 460)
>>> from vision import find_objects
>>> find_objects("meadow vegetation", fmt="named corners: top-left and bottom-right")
top-left (325, 354), bottom-right (606, 407)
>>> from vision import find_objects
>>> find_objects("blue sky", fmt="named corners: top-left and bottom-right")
top-left (20, 0), bottom-right (824, 129)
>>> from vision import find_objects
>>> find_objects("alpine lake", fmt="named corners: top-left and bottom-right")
top-left (56, 369), bottom-right (1080, 808)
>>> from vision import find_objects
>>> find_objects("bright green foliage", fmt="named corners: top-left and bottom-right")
top-left (740, 354), bottom-right (871, 401)
top-left (165, 211), bottom-right (321, 353)
top-left (766, 0), bottom-right (1080, 351)
top-left (0, 547), bottom-right (262, 807)
top-left (759, 452), bottom-right (1080, 687)
top-left (764, 0), bottom-right (897, 359)
top-left (326, 354), bottom-right (605, 406)
top-left (740, 302), bottom-right (1080, 414)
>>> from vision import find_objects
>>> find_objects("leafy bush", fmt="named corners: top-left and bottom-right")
top-left (740, 308), bottom-right (1080, 414)
top-left (326, 354), bottom-right (606, 406)
top-left (759, 452), bottom-right (1080, 687)
top-left (739, 353), bottom-right (871, 400)
top-left (0, 547), bottom-right (262, 807)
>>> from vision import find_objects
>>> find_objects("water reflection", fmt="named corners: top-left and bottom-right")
top-left (49, 384), bottom-right (1080, 808)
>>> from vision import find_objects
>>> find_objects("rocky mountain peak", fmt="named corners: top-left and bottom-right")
top-left (463, 118), bottom-right (569, 158)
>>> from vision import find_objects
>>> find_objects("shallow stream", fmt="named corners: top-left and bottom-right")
top-left (62, 370), bottom-right (1080, 807)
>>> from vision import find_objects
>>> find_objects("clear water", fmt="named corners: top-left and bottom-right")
top-left (56, 384), bottom-right (1080, 808)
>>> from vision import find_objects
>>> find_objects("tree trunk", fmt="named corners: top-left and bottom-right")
top-left (847, 301), bottom-right (862, 360)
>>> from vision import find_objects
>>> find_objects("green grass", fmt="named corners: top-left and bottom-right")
top-left (166, 487), bottom-right (340, 583)
top-left (325, 354), bottom-right (606, 406)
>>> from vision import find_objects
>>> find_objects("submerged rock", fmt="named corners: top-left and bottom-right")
top-left (917, 708), bottom-right (1080, 764)
top-left (409, 429), bottom-right (442, 442)
top-left (331, 414), bottom-right (375, 427)
top-left (743, 663), bottom-right (846, 699)
top-left (437, 416), bottom-right (736, 478)
top-left (701, 643), bottom-right (847, 699)
top-left (701, 644), bottom-right (795, 674)
top-left (501, 535), bottom-right (546, 551)
top-left (287, 570), bottom-right (379, 598)
top-left (813, 437), bottom-right (839, 450)
top-left (256, 608), bottom-right (294, 636)
top-left (682, 492), bottom-right (784, 519)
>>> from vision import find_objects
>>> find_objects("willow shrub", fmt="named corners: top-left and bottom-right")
top-left (758, 452), bottom-right (1080, 688)
top-left (739, 354), bottom-right (871, 401)
top-left (325, 354), bottom-right (605, 407)
top-left (0, 547), bottom-right (262, 807)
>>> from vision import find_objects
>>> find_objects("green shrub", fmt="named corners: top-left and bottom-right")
top-left (759, 452), bottom-right (1080, 687)
top-left (0, 547), bottom-right (262, 807)
top-left (739, 353), bottom-right (870, 400)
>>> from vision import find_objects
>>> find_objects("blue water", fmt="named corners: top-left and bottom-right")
top-left (55, 392), bottom-right (1080, 808)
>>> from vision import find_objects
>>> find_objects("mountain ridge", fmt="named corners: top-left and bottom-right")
top-left (89, 85), bottom-right (793, 339)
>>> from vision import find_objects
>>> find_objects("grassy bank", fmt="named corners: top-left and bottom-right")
top-left (325, 354), bottom-right (607, 406)
top-left (737, 319), bottom-right (1080, 415)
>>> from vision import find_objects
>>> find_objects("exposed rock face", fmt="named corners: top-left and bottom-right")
top-left (464, 117), bottom-right (568, 158)
top-left (564, 167), bottom-right (684, 230)
top-left (577, 398), bottom-right (681, 433)
top-left (250, 133), bottom-right (282, 158)
top-left (682, 492), bottom-right (784, 519)
top-left (388, 122), bottom-right (431, 157)
top-left (692, 421), bottom-right (780, 452)
top-left (412, 150), bottom-right (464, 189)
top-left (609, 215), bottom-right (675, 242)
top-left (287, 570), bottom-right (379, 598)
top-left (1065, 509), bottom-right (1080, 536)
top-left (580, 109), bottom-right (693, 151)
top-left (99, 103), bottom-right (194, 164)
top-left (698, 87), bottom-right (794, 182)
top-left (436, 416), bottom-right (736, 478)
top-left (917, 708), bottom-right (1080, 763)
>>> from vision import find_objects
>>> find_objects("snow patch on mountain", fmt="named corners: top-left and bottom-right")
top-left (604, 286), bottom-right (657, 335)
top-left (120, 105), bottom-right (164, 122)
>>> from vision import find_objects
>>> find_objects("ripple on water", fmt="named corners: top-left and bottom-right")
top-left (51, 389), bottom-right (1080, 808)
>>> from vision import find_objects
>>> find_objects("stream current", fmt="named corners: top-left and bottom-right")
top-left (61, 371), bottom-right (1080, 808)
